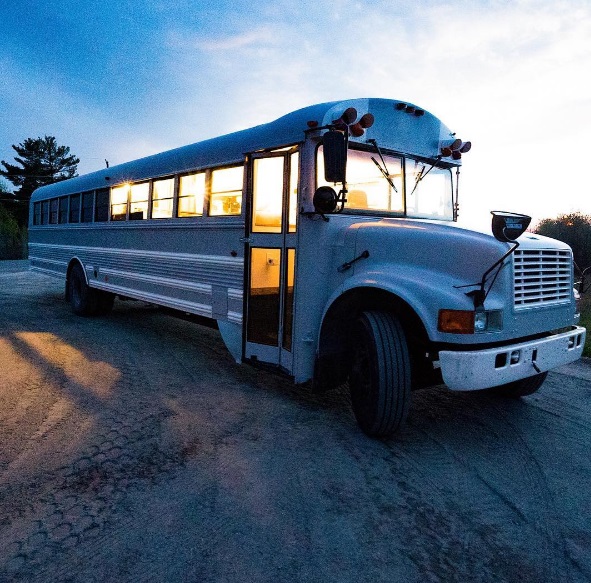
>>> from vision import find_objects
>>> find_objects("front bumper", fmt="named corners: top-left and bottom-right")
top-left (439, 326), bottom-right (586, 391)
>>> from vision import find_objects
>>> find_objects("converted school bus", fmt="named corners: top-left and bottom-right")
top-left (29, 98), bottom-right (586, 436)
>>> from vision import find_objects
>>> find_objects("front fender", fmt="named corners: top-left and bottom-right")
top-left (319, 261), bottom-right (486, 344)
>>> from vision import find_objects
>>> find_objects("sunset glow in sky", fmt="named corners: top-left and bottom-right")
top-left (1, 0), bottom-right (590, 227)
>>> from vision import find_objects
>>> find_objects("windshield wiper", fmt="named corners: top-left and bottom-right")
top-left (367, 139), bottom-right (398, 193)
top-left (409, 156), bottom-right (442, 195)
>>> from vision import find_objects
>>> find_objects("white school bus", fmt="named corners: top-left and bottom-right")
top-left (29, 98), bottom-right (586, 436)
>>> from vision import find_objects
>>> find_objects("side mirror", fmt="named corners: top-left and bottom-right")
top-left (313, 186), bottom-right (338, 214)
top-left (491, 211), bottom-right (531, 242)
top-left (323, 130), bottom-right (346, 183)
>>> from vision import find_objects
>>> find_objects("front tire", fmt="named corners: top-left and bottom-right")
top-left (490, 372), bottom-right (548, 398)
top-left (349, 311), bottom-right (411, 437)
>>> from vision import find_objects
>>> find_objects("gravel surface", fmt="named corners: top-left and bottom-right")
top-left (1, 260), bottom-right (591, 583)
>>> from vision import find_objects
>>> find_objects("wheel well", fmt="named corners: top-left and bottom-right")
top-left (65, 258), bottom-right (85, 301)
top-left (314, 287), bottom-right (431, 391)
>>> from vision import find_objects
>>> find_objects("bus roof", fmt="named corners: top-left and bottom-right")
top-left (31, 97), bottom-right (456, 202)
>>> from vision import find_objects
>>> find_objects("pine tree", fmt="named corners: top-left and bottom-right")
top-left (0, 136), bottom-right (80, 202)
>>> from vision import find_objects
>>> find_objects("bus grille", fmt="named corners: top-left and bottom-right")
top-left (513, 249), bottom-right (572, 308)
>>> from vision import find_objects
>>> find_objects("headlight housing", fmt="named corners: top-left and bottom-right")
top-left (438, 309), bottom-right (502, 334)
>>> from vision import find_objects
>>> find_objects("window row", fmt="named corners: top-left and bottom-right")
top-left (33, 165), bottom-right (244, 226)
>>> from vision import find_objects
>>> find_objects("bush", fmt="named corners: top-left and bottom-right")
top-left (535, 212), bottom-right (591, 272)
top-left (0, 204), bottom-right (26, 259)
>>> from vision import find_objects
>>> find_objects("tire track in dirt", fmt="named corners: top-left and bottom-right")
top-left (383, 386), bottom-right (587, 583)
top-left (3, 265), bottom-right (591, 583)
top-left (0, 298), bottom-right (210, 581)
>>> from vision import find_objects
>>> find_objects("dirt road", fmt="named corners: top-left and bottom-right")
top-left (1, 261), bottom-right (591, 583)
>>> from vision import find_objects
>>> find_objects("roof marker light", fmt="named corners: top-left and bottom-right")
top-left (331, 108), bottom-right (374, 138)
top-left (307, 120), bottom-right (319, 128)
top-left (359, 113), bottom-right (374, 128)
top-left (460, 141), bottom-right (472, 153)
top-left (341, 107), bottom-right (358, 125)
top-left (349, 123), bottom-right (365, 137)
top-left (395, 102), bottom-right (407, 110)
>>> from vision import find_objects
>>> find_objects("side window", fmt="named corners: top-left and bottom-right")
top-left (151, 178), bottom-right (174, 219)
top-left (49, 199), bottom-right (59, 224)
top-left (130, 183), bottom-right (149, 220)
top-left (59, 197), bottom-right (69, 224)
top-left (209, 166), bottom-right (243, 216)
top-left (95, 188), bottom-right (109, 222)
top-left (178, 173), bottom-right (205, 217)
top-left (41, 201), bottom-right (50, 225)
top-left (111, 184), bottom-right (128, 221)
top-left (81, 192), bottom-right (94, 222)
top-left (33, 202), bottom-right (41, 226)
top-left (69, 194), bottom-right (81, 223)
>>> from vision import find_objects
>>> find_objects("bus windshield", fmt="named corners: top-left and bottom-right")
top-left (405, 158), bottom-right (454, 220)
top-left (317, 147), bottom-right (454, 220)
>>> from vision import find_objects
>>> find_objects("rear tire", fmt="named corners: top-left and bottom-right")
top-left (349, 311), bottom-right (411, 437)
top-left (68, 263), bottom-right (114, 316)
top-left (490, 372), bottom-right (548, 398)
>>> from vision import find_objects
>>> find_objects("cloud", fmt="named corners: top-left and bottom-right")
top-left (179, 28), bottom-right (276, 52)
top-left (2, 0), bottom-right (590, 224)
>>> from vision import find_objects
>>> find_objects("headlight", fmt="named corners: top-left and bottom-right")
top-left (474, 311), bottom-right (488, 332)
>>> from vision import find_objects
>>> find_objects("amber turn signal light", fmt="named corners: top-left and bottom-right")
top-left (438, 310), bottom-right (475, 334)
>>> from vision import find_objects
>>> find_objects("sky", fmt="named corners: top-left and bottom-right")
top-left (1, 0), bottom-right (590, 229)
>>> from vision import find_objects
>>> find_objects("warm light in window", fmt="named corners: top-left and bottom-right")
top-left (179, 173), bottom-right (205, 217)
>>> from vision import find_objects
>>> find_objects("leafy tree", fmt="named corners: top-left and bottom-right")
top-left (0, 200), bottom-right (25, 259)
top-left (1, 136), bottom-right (79, 202)
top-left (535, 212), bottom-right (591, 271)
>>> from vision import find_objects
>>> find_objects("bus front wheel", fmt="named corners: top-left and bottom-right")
top-left (349, 311), bottom-right (411, 437)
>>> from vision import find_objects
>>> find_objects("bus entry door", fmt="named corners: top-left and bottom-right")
top-left (244, 150), bottom-right (298, 372)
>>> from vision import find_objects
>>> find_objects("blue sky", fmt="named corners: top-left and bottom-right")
top-left (1, 0), bottom-right (590, 226)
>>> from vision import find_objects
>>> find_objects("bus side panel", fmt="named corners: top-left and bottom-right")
top-left (28, 221), bottom-right (245, 325)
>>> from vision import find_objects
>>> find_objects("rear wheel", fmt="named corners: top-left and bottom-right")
top-left (349, 311), bottom-right (411, 437)
top-left (490, 372), bottom-right (548, 398)
top-left (68, 263), bottom-right (113, 316)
